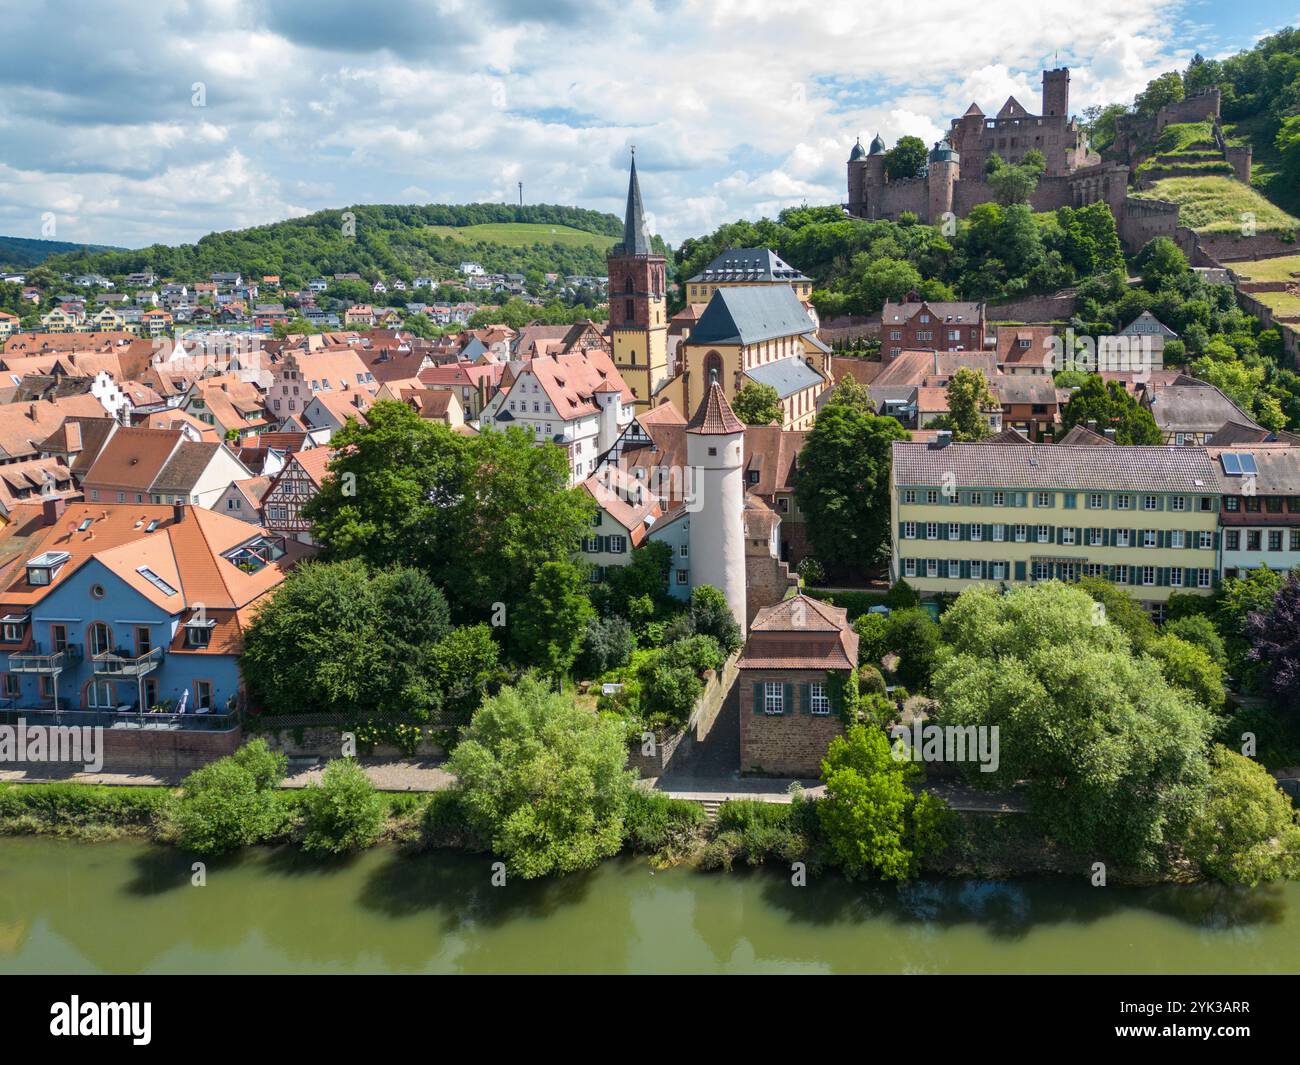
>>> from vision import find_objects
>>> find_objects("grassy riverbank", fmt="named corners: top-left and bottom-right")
top-left (0, 780), bottom-right (1180, 885)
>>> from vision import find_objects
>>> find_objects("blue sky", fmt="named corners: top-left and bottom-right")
top-left (1, 0), bottom-right (1295, 251)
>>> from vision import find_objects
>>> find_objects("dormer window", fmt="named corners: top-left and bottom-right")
top-left (26, 550), bottom-right (70, 587)
top-left (184, 616), bottom-right (216, 648)
top-left (1, 613), bottom-right (28, 642)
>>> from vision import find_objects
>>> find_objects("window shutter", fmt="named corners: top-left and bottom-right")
top-left (1185, 567), bottom-right (1195, 588)
top-left (752, 682), bottom-right (764, 715)
top-left (800, 682), bottom-right (811, 715)
top-left (985, 523), bottom-right (993, 540)
top-left (1076, 527), bottom-right (1083, 545)
top-left (1015, 561), bottom-right (1026, 581)
top-left (1129, 566), bottom-right (1139, 585)
top-left (783, 682), bottom-right (794, 716)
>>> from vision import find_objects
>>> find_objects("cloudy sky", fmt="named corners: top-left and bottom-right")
top-left (2, 0), bottom-right (1296, 250)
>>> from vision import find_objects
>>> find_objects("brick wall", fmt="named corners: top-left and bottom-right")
top-left (100, 724), bottom-right (244, 771)
top-left (745, 554), bottom-right (799, 625)
top-left (739, 669), bottom-right (845, 777)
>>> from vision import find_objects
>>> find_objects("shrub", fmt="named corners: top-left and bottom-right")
top-left (703, 799), bottom-right (822, 868)
top-left (173, 739), bottom-right (287, 856)
top-left (884, 608), bottom-right (942, 691)
top-left (576, 615), bottom-right (634, 678)
top-left (883, 579), bottom-right (920, 610)
top-left (854, 613), bottom-right (889, 666)
top-left (858, 664), bottom-right (887, 696)
top-left (622, 790), bottom-right (706, 853)
top-left (0, 783), bottom-right (170, 828)
top-left (688, 585), bottom-right (742, 656)
top-left (1164, 613), bottom-right (1226, 662)
top-left (300, 759), bottom-right (387, 855)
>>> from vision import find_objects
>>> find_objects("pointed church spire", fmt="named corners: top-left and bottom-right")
top-left (620, 148), bottom-right (652, 257)
top-left (686, 380), bottom-right (745, 436)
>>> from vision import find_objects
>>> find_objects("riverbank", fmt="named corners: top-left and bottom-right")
top-left (0, 780), bottom-right (1190, 886)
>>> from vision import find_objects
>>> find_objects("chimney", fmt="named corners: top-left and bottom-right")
top-left (932, 429), bottom-right (953, 449)
top-left (172, 502), bottom-right (185, 525)
top-left (1087, 419), bottom-right (1097, 431)
top-left (1103, 429), bottom-right (1116, 441)
top-left (42, 495), bottom-right (65, 525)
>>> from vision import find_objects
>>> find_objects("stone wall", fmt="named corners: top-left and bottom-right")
top-left (257, 724), bottom-right (446, 759)
top-left (745, 553), bottom-right (799, 625)
top-left (739, 670), bottom-right (845, 777)
top-left (1120, 197), bottom-right (1180, 252)
top-left (1197, 233), bottom-right (1299, 262)
top-left (99, 724), bottom-right (244, 771)
top-left (987, 293), bottom-right (1077, 323)
top-left (625, 654), bottom-right (738, 776)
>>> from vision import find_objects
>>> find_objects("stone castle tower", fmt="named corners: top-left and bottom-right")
top-left (686, 379), bottom-right (748, 637)
top-left (606, 152), bottom-right (669, 409)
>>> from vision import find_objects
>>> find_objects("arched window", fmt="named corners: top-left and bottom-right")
top-left (88, 622), bottom-right (111, 657)
top-left (703, 351), bottom-right (723, 386)
top-left (624, 277), bottom-right (634, 294)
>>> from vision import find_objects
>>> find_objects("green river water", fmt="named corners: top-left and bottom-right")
top-left (0, 837), bottom-right (1296, 974)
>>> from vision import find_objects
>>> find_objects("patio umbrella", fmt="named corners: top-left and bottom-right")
top-left (176, 689), bottom-right (189, 715)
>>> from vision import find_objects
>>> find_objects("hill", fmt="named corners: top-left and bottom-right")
top-left (43, 203), bottom-right (663, 286)
top-left (0, 235), bottom-right (124, 269)
top-left (1133, 175), bottom-right (1300, 235)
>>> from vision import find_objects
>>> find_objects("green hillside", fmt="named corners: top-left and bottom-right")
top-left (43, 203), bottom-right (660, 286)
top-left (0, 235), bottom-right (124, 269)
top-left (425, 222), bottom-right (617, 251)
top-left (1132, 176), bottom-right (1300, 235)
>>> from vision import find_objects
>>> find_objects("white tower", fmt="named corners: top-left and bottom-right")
top-left (686, 380), bottom-right (748, 637)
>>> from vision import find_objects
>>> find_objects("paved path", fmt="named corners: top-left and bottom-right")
top-left (0, 757), bottom-right (455, 792)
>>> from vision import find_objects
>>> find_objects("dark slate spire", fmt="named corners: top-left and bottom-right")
top-left (620, 149), bottom-right (652, 257)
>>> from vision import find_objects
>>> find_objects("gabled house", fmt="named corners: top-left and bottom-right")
top-left (260, 447), bottom-right (335, 545)
top-left (80, 427), bottom-right (252, 508)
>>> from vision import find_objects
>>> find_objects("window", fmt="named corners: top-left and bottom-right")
top-left (1142, 566), bottom-right (1156, 586)
top-left (1061, 528), bottom-right (1075, 545)
top-left (1197, 569), bottom-right (1212, 589)
top-left (1035, 492), bottom-right (1052, 507)
top-left (194, 680), bottom-right (214, 711)
top-left (1115, 495), bottom-right (1131, 510)
top-left (1, 618), bottom-right (24, 642)
top-left (763, 681), bottom-right (784, 715)
top-left (1225, 497), bottom-right (1240, 512)
top-left (1088, 528), bottom-right (1102, 546)
top-left (926, 559), bottom-right (939, 577)
top-left (50, 625), bottom-right (67, 653)
top-left (948, 560), bottom-right (960, 578)
top-left (970, 560), bottom-right (983, 579)
top-left (1170, 568), bottom-right (1183, 587)
top-left (1014, 524), bottom-right (1027, 542)
top-left (926, 490), bottom-right (939, 504)
top-left (903, 522), bottom-right (917, 539)
top-left (904, 558), bottom-right (917, 577)
top-left (609, 535), bottom-right (627, 554)
top-left (1089, 493), bottom-right (1104, 509)
top-left (970, 524), bottom-right (983, 541)
top-left (135, 626), bottom-right (152, 656)
top-left (971, 492), bottom-right (984, 506)
top-left (992, 524), bottom-right (1005, 542)
top-left (926, 523), bottom-right (938, 540)
top-left (809, 683), bottom-right (830, 715)
top-left (184, 623), bottom-right (212, 649)
top-left (1269, 530), bottom-right (1283, 552)
top-left (1226, 530), bottom-right (1241, 551)
top-left (903, 489), bottom-right (916, 504)
top-left (88, 623), bottom-right (111, 656)
top-left (137, 566), bottom-right (178, 596)
top-left (1115, 529), bottom-right (1130, 548)
top-left (1198, 531), bottom-right (1213, 550)
top-left (991, 562), bottom-right (1006, 580)
top-left (676, 569), bottom-right (688, 585)
top-left (1171, 496), bottom-right (1186, 512)
top-left (1291, 530), bottom-right (1300, 551)
top-left (1143, 495), bottom-right (1158, 511)
top-left (679, 543), bottom-right (689, 558)
top-left (1143, 530), bottom-right (1157, 548)
top-left (1170, 530), bottom-right (1184, 549)
top-left (1034, 561), bottom-right (1051, 581)
top-left (1036, 525), bottom-right (1050, 543)
top-left (948, 523), bottom-right (960, 540)
top-left (1, 674), bottom-right (18, 699)
top-left (993, 492), bottom-right (1005, 506)
top-left (1248, 530), bottom-right (1262, 551)
top-left (86, 680), bottom-right (114, 709)
top-left (1116, 566), bottom-right (1129, 585)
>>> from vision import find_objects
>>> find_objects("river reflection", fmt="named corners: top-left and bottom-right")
top-left (0, 838), bottom-right (1294, 974)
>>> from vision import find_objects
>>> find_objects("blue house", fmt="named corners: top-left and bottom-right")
top-left (0, 499), bottom-right (308, 718)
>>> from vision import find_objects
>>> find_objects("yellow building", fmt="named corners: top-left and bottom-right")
top-left (668, 284), bottom-right (828, 430)
top-left (890, 440), bottom-right (1222, 611)
top-left (684, 247), bottom-right (814, 306)
top-left (606, 155), bottom-right (670, 408)
top-left (40, 306), bottom-right (80, 333)
top-left (0, 312), bottom-right (18, 337)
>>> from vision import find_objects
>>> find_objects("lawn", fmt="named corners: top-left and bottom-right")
top-left (1133, 176), bottom-right (1300, 236)
top-left (424, 222), bottom-right (617, 250)
top-left (1231, 254), bottom-right (1300, 282)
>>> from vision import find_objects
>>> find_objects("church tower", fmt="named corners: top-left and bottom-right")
top-left (607, 151), bottom-right (669, 408)
top-left (686, 379), bottom-right (748, 637)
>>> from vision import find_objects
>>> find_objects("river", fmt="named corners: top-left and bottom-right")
top-left (0, 837), bottom-right (1296, 974)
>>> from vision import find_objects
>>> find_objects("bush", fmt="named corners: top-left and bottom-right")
top-left (300, 759), bottom-right (387, 855)
top-left (883, 579), bottom-right (920, 610)
top-left (808, 589), bottom-right (887, 621)
top-left (622, 790), bottom-right (705, 853)
top-left (858, 663), bottom-right (887, 695)
top-left (688, 585), bottom-right (742, 656)
top-left (173, 739), bottom-right (287, 856)
top-left (854, 612), bottom-right (889, 666)
top-left (1164, 614), bottom-right (1226, 662)
top-left (701, 798), bottom-right (822, 868)
top-left (0, 783), bottom-right (170, 829)
top-left (884, 608), bottom-right (942, 691)
top-left (576, 615), bottom-right (634, 678)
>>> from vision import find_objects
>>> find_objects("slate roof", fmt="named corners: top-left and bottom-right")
top-left (688, 247), bottom-right (811, 284)
top-left (1147, 384), bottom-right (1261, 434)
top-left (616, 155), bottom-right (653, 257)
top-left (892, 440), bottom-right (1222, 493)
top-left (743, 355), bottom-right (824, 399)
top-left (690, 285), bottom-right (815, 347)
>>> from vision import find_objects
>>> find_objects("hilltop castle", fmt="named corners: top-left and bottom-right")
top-left (846, 68), bottom-right (1128, 226)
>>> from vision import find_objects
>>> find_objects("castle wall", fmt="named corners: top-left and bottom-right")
top-left (1120, 197), bottom-right (1180, 253)
top-left (872, 177), bottom-right (928, 221)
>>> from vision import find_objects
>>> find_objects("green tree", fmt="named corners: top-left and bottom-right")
top-left (1146, 633), bottom-right (1227, 711)
top-left (883, 607), bottom-right (942, 691)
top-left (933, 583), bottom-right (1212, 868)
top-left (1135, 237), bottom-right (1189, 291)
top-left (429, 624), bottom-right (503, 725)
top-left (1165, 613), bottom-right (1226, 662)
top-left (929, 367), bottom-right (997, 441)
top-left (731, 382), bottom-right (783, 425)
top-left (688, 584), bottom-right (743, 657)
top-left (449, 676), bottom-right (634, 878)
top-left (576, 615), bottom-right (634, 678)
top-left (512, 560), bottom-right (595, 681)
top-left (300, 759), bottom-right (387, 855)
top-left (1185, 746), bottom-right (1300, 886)
top-left (1218, 566), bottom-right (1286, 682)
top-left (1059, 376), bottom-right (1162, 445)
top-left (818, 724), bottom-right (951, 880)
top-left (1135, 71), bottom-right (1185, 115)
top-left (795, 401), bottom-right (909, 570)
top-left (173, 740), bottom-right (287, 856)
top-left (883, 136), bottom-right (929, 180)
top-left (1073, 575), bottom-right (1157, 650)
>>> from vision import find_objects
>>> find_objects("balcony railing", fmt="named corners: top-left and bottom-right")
top-left (0, 704), bottom-right (237, 732)
top-left (90, 645), bottom-right (163, 677)
top-left (7, 642), bottom-right (83, 674)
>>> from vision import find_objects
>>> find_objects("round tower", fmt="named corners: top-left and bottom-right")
top-left (847, 137), bottom-right (868, 214)
top-left (685, 379), bottom-right (747, 637)
top-left (926, 140), bottom-right (959, 226)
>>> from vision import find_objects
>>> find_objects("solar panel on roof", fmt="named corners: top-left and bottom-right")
top-left (1221, 453), bottom-right (1242, 474)
top-left (1240, 453), bottom-right (1258, 475)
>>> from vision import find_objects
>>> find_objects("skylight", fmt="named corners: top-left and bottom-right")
top-left (137, 566), bottom-right (178, 596)
top-left (1220, 453), bottom-right (1258, 476)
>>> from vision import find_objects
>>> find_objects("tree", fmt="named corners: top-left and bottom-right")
top-left (449, 676), bottom-right (634, 878)
top-left (1165, 613), bottom-right (1226, 662)
top-left (929, 367), bottom-right (997, 441)
top-left (882, 608), bottom-right (942, 691)
top-left (933, 583), bottom-right (1213, 868)
top-left (1185, 746), bottom-right (1300, 886)
top-left (853, 612), bottom-right (890, 667)
top-left (853, 256), bottom-right (923, 312)
top-left (429, 624), bottom-right (503, 725)
top-left (1146, 634), bottom-right (1227, 711)
top-left (1135, 237), bottom-right (1189, 291)
top-left (1219, 566), bottom-right (1286, 682)
top-left (1059, 376), bottom-right (1162, 445)
top-left (883, 135), bottom-right (929, 181)
top-left (795, 401), bottom-right (909, 570)
top-left (985, 150), bottom-right (1046, 205)
top-left (688, 584), bottom-right (743, 657)
top-left (1135, 71), bottom-right (1185, 115)
top-left (512, 560), bottom-right (595, 681)
top-left (1245, 571), bottom-right (1300, 713)
top-left (300, 759), bottom-right (387, 855)
top-left (173, 740), bottom-right (287, 856)
top-left (1073, 575), bottom-right (1157, 650)
top-left (818, 724), bottom-right (951, 880)
top-left (241, 560), bottom-right (452, 721)
top-left (305, 402), bottom-right (594, 621)
top-left (576, 615), bottom-right (634, 678)
top-left (731, 382), bottom-right (783, 425)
